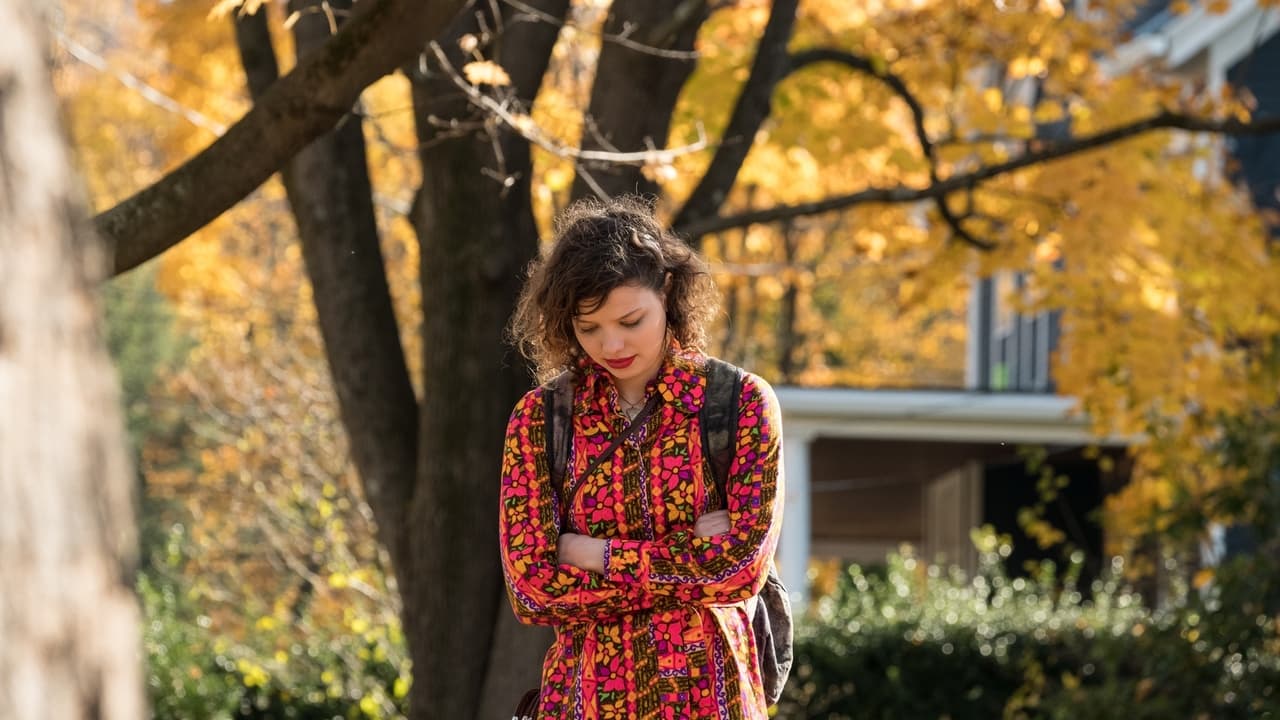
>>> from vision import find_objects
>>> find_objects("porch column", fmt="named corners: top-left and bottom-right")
top-left (778, 424), bottom-right (814, 612)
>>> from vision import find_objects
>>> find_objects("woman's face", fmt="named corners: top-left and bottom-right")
top-left (573, 282), bottom-right (668, 392)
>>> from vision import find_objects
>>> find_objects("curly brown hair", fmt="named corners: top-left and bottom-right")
top-left (509, 196), bottom-right (719, 381)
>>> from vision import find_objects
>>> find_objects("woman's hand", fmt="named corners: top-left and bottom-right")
top-left (557, 533), bottom-right (607, 574)
top-left (693, 510), bottom-right (730, 537)
top-left (558, 511), bottom-right (730, 575)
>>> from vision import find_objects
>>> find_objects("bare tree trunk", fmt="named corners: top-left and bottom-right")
top-left (405, 3), bottom-right (566, 717)
top-left (720, 231), bottom-right (743, 360)
top-left (0, 1), bottom-right (142, 718)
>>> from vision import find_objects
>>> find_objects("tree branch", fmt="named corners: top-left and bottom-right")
top-left (674, 111), bottom-right (1280, 238)
top-left (670, 0), bottom-right (798, 237)
top-left (568, 0), bottom-right (710, 200)
top-left (785, 47), bottom-right (997, 248)
top-left (788, 48), bottom-right (934, 163)
top-left (426, 42), bottom-right (708, 165)
top-left (99, 0), bottom-right (468, 275)
top-left (498, 0), bottom-right (700, 59)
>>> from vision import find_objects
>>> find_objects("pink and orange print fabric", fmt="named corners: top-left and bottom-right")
top-left (499, 345), bottom-right (784, 720)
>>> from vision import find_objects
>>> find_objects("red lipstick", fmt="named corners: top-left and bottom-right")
top-left (605, 356), bottom-right (636, 370)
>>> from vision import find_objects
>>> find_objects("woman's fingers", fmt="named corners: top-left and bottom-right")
top-left (693, 510), bottom-right (731, 537)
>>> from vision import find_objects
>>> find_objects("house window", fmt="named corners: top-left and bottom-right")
top-left (971, 272), bottom-right (1057, 393)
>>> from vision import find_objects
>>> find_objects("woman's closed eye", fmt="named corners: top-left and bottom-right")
top-left (577, 318), bottom-right (642, 333)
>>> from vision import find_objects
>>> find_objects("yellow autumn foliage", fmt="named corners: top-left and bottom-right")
top-left (55, 0), bottom-right (411, 676)
top-left (58, 0), bottom-right (1280, 616)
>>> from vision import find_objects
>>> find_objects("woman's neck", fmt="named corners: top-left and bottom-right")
top-left (614, 372), bottom-right (657, 406)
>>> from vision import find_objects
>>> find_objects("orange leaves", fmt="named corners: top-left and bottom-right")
top-left (1033, 234), bottom-right (1062, 265)
top-left (1051, 148), bottom-right (1280, 540)
top-left (56, 0), bottom-right (412, 659)
top-left (1008, 56), bottom-right (1048, 80)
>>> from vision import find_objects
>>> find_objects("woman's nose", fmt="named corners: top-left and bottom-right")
top-left (602, 332), bottom-right (624, 354)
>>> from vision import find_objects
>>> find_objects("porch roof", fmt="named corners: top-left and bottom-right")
top-left (773, 387), bottom-right (1128, 446)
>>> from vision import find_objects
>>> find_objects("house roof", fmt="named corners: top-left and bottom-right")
top-left (774, 386), bottom-right (1129, 446)
top-left (1126, 0), bottom-right (1177, 36)
top-left (1108, 0), bottom-right (1280, 74)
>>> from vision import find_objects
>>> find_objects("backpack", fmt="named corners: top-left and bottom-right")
top-left (543, 357), bottom-right (794, 706)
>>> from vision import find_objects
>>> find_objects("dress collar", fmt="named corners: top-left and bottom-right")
top-left (576, 339), bottom-right (707, 417)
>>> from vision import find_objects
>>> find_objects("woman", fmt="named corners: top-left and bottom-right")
top-left (500, 196), bottom-right (784, 720)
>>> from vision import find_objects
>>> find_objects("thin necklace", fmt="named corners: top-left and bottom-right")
top-left (618, 392), bottom-right (645, 419)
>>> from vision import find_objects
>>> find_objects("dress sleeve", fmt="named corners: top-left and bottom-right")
top-left (499, 388), bottom-right (654, 626)
top-left (601, 373), bottom-right (784, 605)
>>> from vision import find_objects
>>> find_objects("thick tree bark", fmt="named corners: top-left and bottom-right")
top-left (100, 0), bottom-right (467, 275)
top-left (570, 0), bottom-right (711, 200)
top-left (233, 1), bottom-right (419, 578)
top-left (404, 3), bottom-right (567, 717)
top-left (0, 1), bottom-right (142, 718)
top-left (281, 1), bottom-right (421, 578)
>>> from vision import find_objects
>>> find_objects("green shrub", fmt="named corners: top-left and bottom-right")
top-left (777, 533), bottom-right (1280, 719)
top-left (141, 574), bottom-right (409, 720)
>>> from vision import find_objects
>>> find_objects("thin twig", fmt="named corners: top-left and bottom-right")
top-left (54, 30), bottom-right (230, 135)
top-left (283, 2), bottom-right (348, 34)
top-left (499, 0), bottom-right (701, 60)
top-left (575, 164), bottom-right (612, 200)
top-left (427, 41), bottom-right (708, 166)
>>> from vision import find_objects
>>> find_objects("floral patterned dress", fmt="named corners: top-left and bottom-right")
top-left (499, 345), bottom-right (784, 720)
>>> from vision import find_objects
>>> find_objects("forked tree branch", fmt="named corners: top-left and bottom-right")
top-left (787, 47), bottom-right (990, 247)
top-left (675, 110), bottom-right (1280, 239)
top-left (670, 0), bottom-right (798, 234)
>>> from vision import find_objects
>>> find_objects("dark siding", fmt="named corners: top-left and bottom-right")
top-left (1228, 32), bottom-right (1280, 236)
top-left (974, 274), bottom-right (1057, 393)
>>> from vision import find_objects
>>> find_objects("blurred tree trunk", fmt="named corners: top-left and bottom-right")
top-left (0, 0), bottom-right (142, 718)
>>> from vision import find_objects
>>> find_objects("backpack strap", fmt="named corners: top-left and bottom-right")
top-left (700, 357), bottom-right (744, 509)
top-left (544, 370), bottom-right (658, 531)
top-left (543, 370), bottom-right (574, 504)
